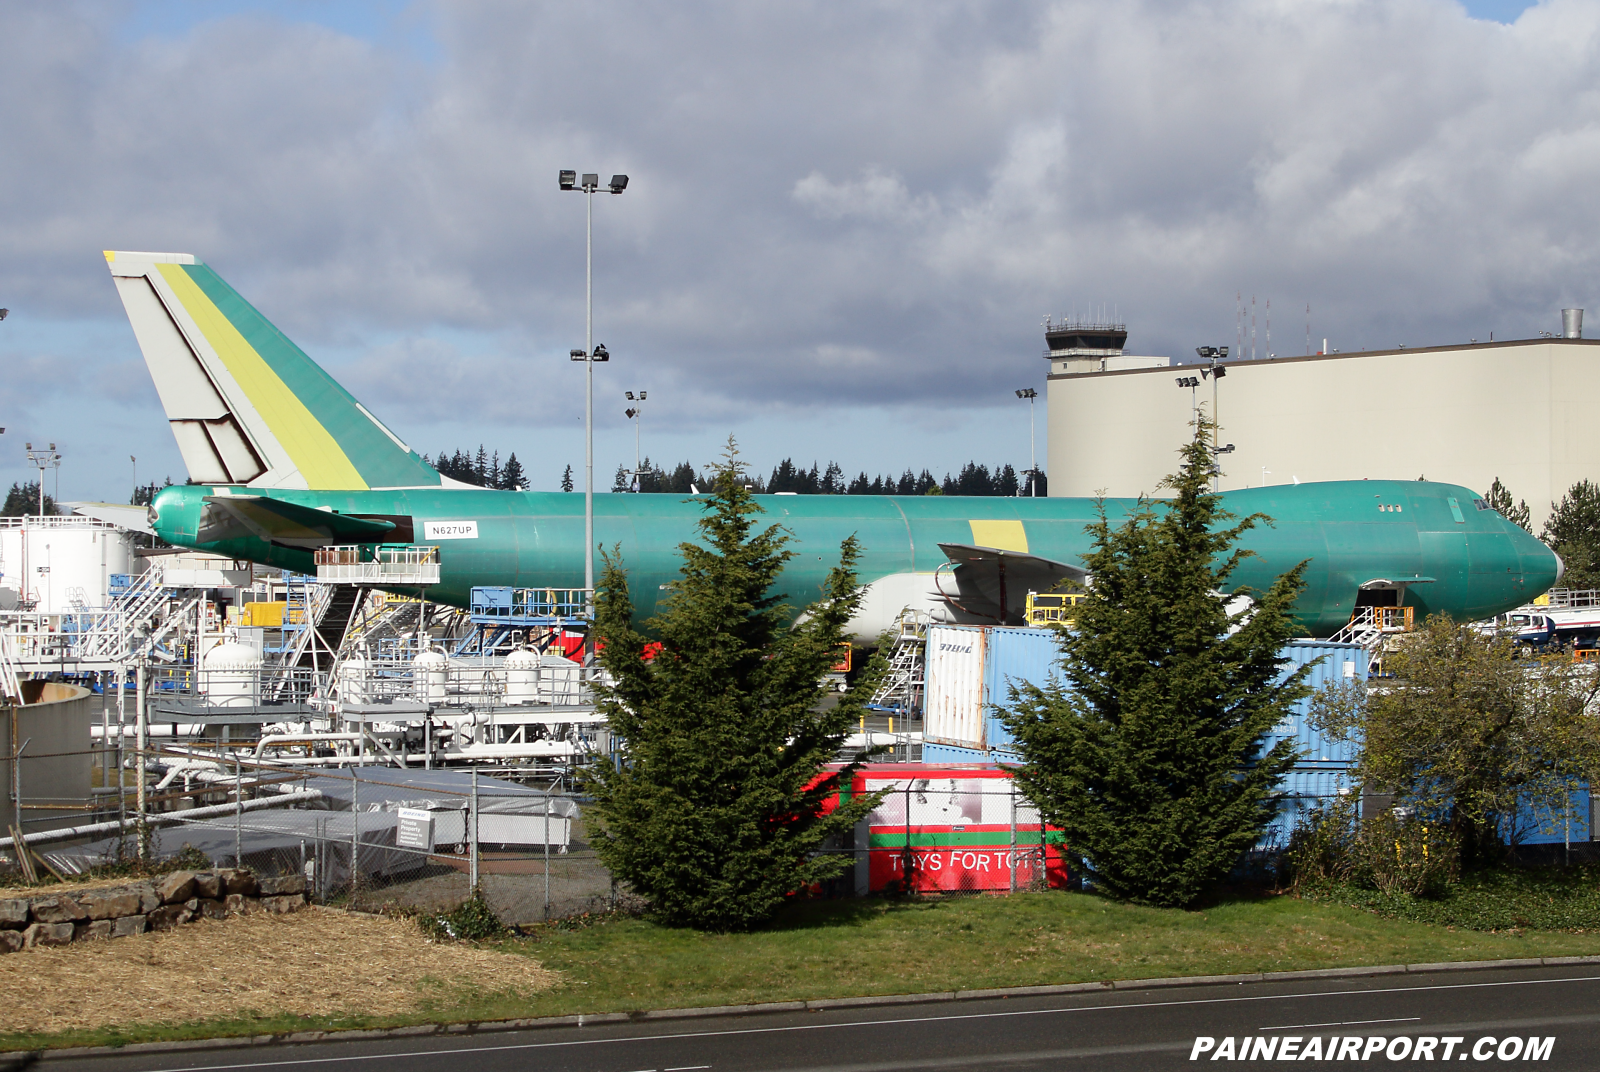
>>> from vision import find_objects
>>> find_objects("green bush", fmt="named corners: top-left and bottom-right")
top-left (419, 887), bottom-right (506, 942)
top-left (1287, 800), bottom-right (1458, 898)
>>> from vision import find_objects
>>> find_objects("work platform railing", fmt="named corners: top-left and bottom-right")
top-left (314, 545), bottom-right (441, 586)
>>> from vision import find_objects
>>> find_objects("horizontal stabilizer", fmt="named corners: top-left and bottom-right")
top-left (198, 495), bottom-right (395, 550)
top-left (65, 502), bottom-right (156, 535)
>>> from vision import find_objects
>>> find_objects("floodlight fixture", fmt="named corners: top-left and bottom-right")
top-left (582, 173), bottom-right (599, 189)
top-left (609, 174), bottom-right (629, 194)
top-left (559, 170), bottom-right (577, 190)
top-left (639, 390), bottom-right (646, 400)
top-left (592, 344), bottom-right (610, 362)
top-left (626, 391), bottom-right (635, 400)
top-left (570, 348), bottom-right (587, 361)
top-left (625, 408), bottom-right (638, 419)
top-left (1196, 346), bottom-right (1216, 358)
top-left (1015, 387), bottom-right (1037, 400)
top-left (1217, 346), bottom-right (1229, 358)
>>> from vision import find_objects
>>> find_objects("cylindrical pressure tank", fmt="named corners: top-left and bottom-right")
top-left (504, 647), bottom-right (541, 706)
top-left (1563, 308), bottom-right (1584, 339)
top-left (414, 649), bottom-right (449, 704)
top-left (337, 656), bottom-right (369, 704)
top-left (201, 640), bottom-right (263, 708)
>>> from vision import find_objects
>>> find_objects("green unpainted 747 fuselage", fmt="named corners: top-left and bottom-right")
top-left (148, 478), bottom-right (1559, 639)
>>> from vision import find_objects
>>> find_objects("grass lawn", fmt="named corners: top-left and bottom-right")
top-left (6, 888), bottom-right (1600, 1053)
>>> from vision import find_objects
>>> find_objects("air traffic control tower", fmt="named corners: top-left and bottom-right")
top-left (1042, 318), bottom-right (1170, 376)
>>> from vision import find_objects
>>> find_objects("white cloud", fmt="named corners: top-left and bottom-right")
top-left (7, 0), bottom-right (1600, 498)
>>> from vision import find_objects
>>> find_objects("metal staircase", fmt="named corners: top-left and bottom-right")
top-left (869, 610), bottom-right (929, 713)
top-left (1328, 606), bottom-right (1415, 655)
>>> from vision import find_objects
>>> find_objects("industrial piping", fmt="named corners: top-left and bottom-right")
top-left (0, 788), bottom-right (324, 849)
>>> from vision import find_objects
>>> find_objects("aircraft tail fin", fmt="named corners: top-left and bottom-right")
top-left (105, 250), bottom-right (445, 491)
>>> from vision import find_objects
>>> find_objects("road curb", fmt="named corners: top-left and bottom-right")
top-left (24, 954), bottom-right (1600, 1061)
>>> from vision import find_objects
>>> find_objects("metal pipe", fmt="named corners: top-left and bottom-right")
top-left (350, 768), bottom-right (359, 899)
top-left (0, 788), bottom-right (324, 849)
top-left (135, 662), bottom-right (147, 859)
top-left (582, 180), bottom-right (595, 608)
top-left (469, 767), bottom-right (479, 892)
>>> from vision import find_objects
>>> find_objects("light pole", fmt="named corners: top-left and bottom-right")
top-left (561, 170), bottom-right (628, 609)
top-left (1015, 387), bottom-right (1038, 496)
top-left (24, 442), bottom-right (60, 517)
top-left (625, 391), bottom-right (647, 491)
top-left (1194, 346), bottom-right (1230, 491)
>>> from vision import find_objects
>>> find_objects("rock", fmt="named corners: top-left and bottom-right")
top-left (195, 898), bottom-right (227, 921)
top-left (192, 872), bottom-right (222, 899)
top-left (261, 894), bottom-right (306, 914)
top-left (257, 873), bottom-right (307, 897)
top-left (133, 883), bottom-right (160, 914)
top-left (156, 871), bottom-right (197, 905)
top-left (74, 919), bottom-right (113, 942)
top-left (223, 893), bottom-right (248, 915)
top-left (110, 914), bottom-right (147, 938)
top-left (78, 889), bottom-right (142, 921)
top-left (22, 922), bottom-right (74, 948)
top-left (146, 904), bottom-right (191, 931)
top-left (0, 930), bottom-right (22, 954)
top-left (220, 869), bottom-right (258, 896)
top-left (0, 899), bottom-right (28, 928)
top-left (29, 895), bottom-right (88, 924)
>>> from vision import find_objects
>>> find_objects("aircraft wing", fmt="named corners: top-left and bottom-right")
top-left (935, 543), bottom-right (1088, 624)
top-left (66, 502), bottom-right (156, 535)
top-left (198, 495), bottom-right (396, 550)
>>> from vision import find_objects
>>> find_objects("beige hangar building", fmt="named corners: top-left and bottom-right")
top-left (1042, 314), bottom-right (1600, 531)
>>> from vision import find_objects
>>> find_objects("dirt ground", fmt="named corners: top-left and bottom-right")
top-left (0, 906), bottom-right (555, 1035)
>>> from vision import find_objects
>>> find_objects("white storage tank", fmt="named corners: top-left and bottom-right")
top-left (337, 656), bottom-right (370, 704)
top-left (0, 517), bottom-right (137, 614)
top-left (540, 653), bottom-right (582, 704)
top-left (504, 648), bottom-right (541, 706)
top-left (201, 639), bottom-right (263, 708)
top-left (414, 649), bottom-right (449, 703)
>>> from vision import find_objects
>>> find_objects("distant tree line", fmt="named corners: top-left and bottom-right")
top-left (427, 446), bottom-right (527, 490)
top-left (610, 457), bottom-right (1045, 496)
top-left (2, 481), bottom-right (56, 517)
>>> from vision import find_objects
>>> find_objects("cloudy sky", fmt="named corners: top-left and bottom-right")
top-left (0, 0), bottom-right (1587, 503)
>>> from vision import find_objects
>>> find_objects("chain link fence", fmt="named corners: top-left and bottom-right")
top-left (6, 748), bottom-right (1084, 918)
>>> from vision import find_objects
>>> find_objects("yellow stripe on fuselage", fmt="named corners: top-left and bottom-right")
top-left (157, 264), bottom-right (366, 490)
top-left (969, 519), bottom-right (1028, 553)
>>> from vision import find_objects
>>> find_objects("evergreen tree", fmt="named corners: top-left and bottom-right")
top-left (996, 464), bottom-right (1020, 497)
top-left (612, 463), bottom-right (632, 493)
top-left (1485, 477), bottom-right (1530, 532)
top-left (473, 445), bottom-right (490, 486)
top-left (848, 472), bottom-right (872, 495)
top-left (587, 440), bottom-right (886, 929)
top-left (998, 418), bottom-right (1310, 907)
top-left (490, 450), bottom-right (502, 489)
top-left (499, 453), bottom-right (526, 491)
top-left (1543, 479), bottom-right (1600, 589)
top-left (561, 464), bottom-right (574, 492)
top-left (3, 481), bottom-right (57, 517)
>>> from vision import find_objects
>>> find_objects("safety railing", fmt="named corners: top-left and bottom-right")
top-left (315, 545), bottom-right (441, 586)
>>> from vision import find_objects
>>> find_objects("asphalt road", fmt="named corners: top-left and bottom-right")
top-left (21, 964), bottom-right (1600, 1072)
